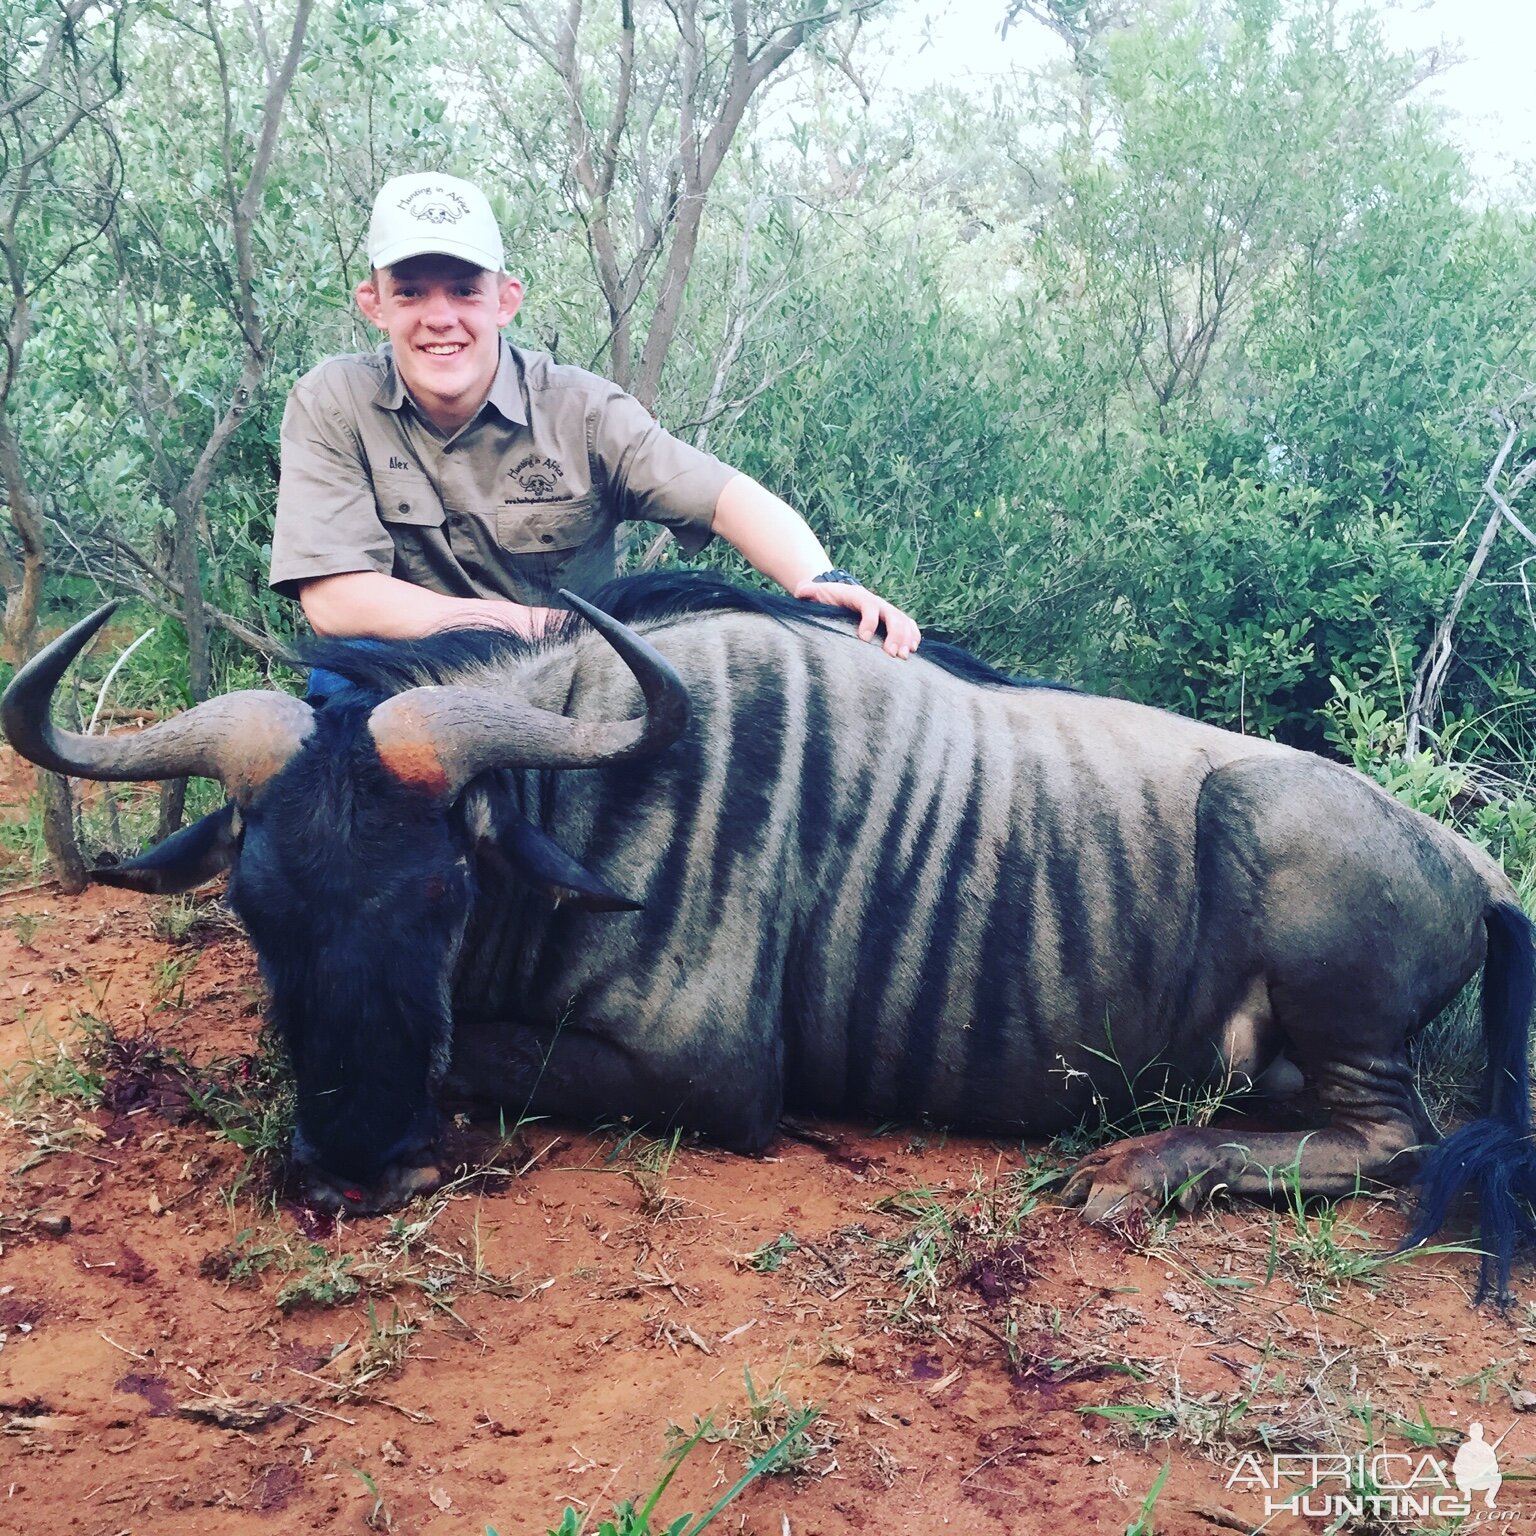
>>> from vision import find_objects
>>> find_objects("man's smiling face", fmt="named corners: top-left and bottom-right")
top-left (354, 254), bottom-right (523, 434)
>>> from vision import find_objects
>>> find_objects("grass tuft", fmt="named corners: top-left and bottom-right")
top-left (607, 1127), bottom-right (689, 1222)
top-left (872, 1160), bottom-right (1050, 1320)
top-left (671, 1363), bottom-right (834, 1477)
top-left (531, 1403), bottom-right (820, 1536)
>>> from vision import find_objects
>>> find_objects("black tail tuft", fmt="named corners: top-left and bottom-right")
top-left (1405, 901), bottom-right (1536, 1303)
top-left (1407, 1119), bottom-right (1536, 1303)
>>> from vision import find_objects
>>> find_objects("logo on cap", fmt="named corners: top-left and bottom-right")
top-left (399, 185), bottom-right (469, 226)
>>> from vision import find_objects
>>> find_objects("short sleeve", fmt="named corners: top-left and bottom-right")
top-left (269, 376), bottom-right (398, 598)
top-left (589, 387), bottom-right (736, 556)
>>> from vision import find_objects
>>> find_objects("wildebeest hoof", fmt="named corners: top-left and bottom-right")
top-left (299, 1159), bottom-right (443, 1215)
top-left (1060, 1130), bottom-right (1232, 1224)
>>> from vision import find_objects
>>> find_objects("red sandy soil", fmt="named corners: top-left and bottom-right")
top-left (2, 746), bottom-right (1534, 1536)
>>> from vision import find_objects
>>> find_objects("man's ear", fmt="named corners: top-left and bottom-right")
top-left (355, 275), bottom-right (386, 328)
top-left (496, 275), bottom-right (524, 327)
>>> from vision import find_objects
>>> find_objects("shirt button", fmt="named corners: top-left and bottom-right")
top-left (540, 533), bottom-right (554, 544)
top-left (399, 502), bottom-right (411, 513)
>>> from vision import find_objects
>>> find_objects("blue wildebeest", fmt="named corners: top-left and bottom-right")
top-left (4, 575), bottom-right (1533, 1296)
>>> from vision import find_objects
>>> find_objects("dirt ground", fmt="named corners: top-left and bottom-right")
top-left (3, 754), bottom-right (1535, 1536)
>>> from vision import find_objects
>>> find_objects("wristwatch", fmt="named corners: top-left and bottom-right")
top-left (811, 568), bottom-right (860, 587)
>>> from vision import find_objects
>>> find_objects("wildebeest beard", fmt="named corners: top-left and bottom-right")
top-left (225, 695), bottom-right (475, 1207)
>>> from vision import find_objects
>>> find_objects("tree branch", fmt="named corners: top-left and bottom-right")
top-left (1405, 403), bottom-right (1533, 758)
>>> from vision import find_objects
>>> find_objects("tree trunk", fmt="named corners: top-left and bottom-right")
top-left (41, 770), bottom-right (87, 894)
top-left (174, 489), bottom-right (213, 703)
top-left (632, 192), bottom-right (707, 410)
top-left (2, 356), bottom-right (84, 884)
top-left (155, 487), bottom-right (211, 839)
top-left (0, 412), bottom-right (44, 667)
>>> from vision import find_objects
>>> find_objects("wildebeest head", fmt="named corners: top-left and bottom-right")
top-left (1, 596), bottom-right (688, 1212)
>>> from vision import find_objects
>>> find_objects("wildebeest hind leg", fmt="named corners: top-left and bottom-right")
top-left (1062, 755), bottom-right (1485, 1226)
top-left (1060, 1050), bottom-right (1426, 1223)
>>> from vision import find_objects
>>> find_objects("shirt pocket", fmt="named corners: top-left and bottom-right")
top-left (495, 496), bottom-right (601, 555)
top-left (373, 471), bottom-right (445, 528)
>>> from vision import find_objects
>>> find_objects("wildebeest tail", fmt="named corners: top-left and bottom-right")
top-left (1406, 900), bottom-right (1536, 1302)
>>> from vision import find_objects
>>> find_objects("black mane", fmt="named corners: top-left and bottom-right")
top-left (296, 570), bottom-right (1069, 697)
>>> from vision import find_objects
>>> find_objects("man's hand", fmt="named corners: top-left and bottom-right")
top-left (710, 476), bottom-right (923, 657)
top-left (792, 577), bottom-right (922, 659)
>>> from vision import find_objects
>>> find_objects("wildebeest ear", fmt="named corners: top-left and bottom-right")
top-left (92, 803), bottom-right (241, 894)
top-left (476, 813), bottom-right (643, 912)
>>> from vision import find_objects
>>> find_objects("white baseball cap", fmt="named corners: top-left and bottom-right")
top-left (366, 172), bottom-right (505, 272)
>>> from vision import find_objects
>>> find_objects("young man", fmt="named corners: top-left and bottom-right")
top-left (271, 172), bottom-right (920, 657)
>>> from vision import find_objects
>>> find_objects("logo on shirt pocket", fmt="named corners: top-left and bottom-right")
top-left (507, 454), bottom-right (566, 501)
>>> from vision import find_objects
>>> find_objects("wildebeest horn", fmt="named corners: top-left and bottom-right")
top-left (367, 590), bottom-right (690, 797)
top-left (1, 603), bottom-right (314, 801)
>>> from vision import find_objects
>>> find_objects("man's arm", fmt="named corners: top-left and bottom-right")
top-left (710, 474), bottom-right (921, 659)
top-left (300, 570), bottom-right (558, 640)
top-left (301, 479), bottom-right (921, 653)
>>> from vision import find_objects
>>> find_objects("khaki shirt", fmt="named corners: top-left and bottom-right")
top-left (270, 341), bottom-right (734, 606)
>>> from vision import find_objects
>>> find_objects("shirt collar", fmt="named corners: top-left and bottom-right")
top-left (374, 344), bottom-right (409, 411)
top-left (373, 339), bottom-right (528, 428)
top-left (483, 340), bottom-right (528, 426)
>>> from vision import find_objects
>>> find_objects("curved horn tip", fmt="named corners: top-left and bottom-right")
top-left (556, 588), bottom-right (688, 719)
top-left (53, 600), bottom-right (124, 646)
top-left (2, 601), bottom-right (126, 741)
top-left (19, 601), bottom-right (125, 673)
top-left (558, 589), bottom-right (605, 626)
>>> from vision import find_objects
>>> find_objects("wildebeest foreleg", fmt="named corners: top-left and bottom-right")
top-left (1059, 1050), bottom-right (1425, 1222)
top-left (443, 1018), bottom-right (782, 1153)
